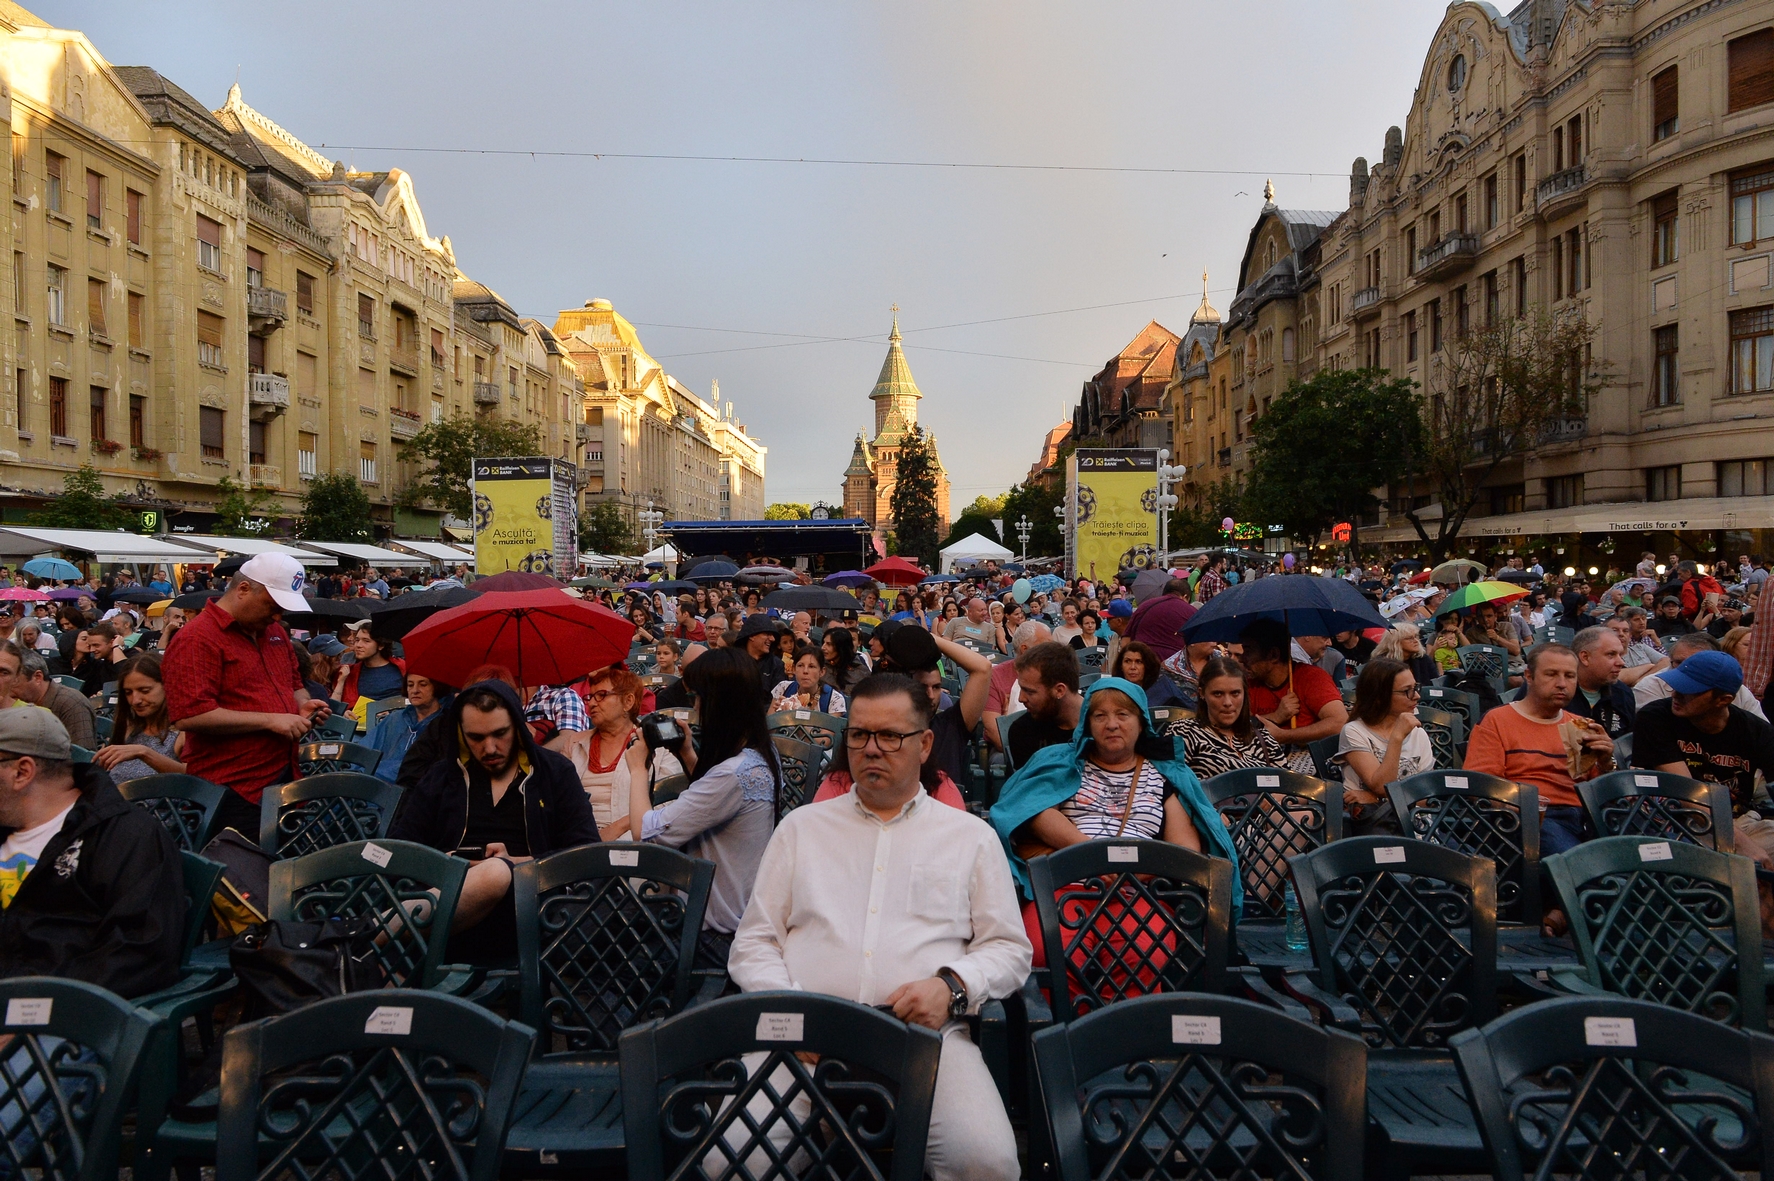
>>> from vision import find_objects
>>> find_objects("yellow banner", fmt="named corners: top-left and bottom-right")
top-left (1071, 449), bottom-right (1158, 581)
top-left (473, 457), bottom-right (560, 575)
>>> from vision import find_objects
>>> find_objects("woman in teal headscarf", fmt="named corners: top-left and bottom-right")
top-left (991, 676), bottom-right (1242, 915)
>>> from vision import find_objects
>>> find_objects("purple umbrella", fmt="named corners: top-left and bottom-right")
top-left (48, 587), bottom-right (91, 601)
top-left (625, 580), bottom-right (655, 591)
top-left (822, 571), bottom-right (875, 589)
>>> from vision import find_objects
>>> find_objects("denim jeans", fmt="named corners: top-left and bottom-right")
top-left (1541, 805), bottom-right (1590, 856)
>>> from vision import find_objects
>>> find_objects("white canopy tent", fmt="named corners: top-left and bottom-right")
top-left (387, 539), bottom-right (472, 564)
top-left (940, 533), bottom-right (1015, 573)
top-left (161, 534), bottom-right (337, 566)
top-left (640, 543), bottom-right (678, 564)
top-left (295, 541), bottom-right (434, 568)
top-left (0, 527), bottom-right (224, 566)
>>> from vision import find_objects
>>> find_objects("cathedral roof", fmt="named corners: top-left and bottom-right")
top-left (870, 311), bottom-right (922, 405)
top-left (844, 433), bottom-right (874, 477)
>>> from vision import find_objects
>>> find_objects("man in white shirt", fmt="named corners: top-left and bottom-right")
top-left (728, 672), bottom-right (1030, 1181)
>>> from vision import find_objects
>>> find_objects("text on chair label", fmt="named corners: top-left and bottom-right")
top-left (361, 842), bottom-right (392, 867)
top-left (756, 1012), bottom-right (804, 1042)
top-left (1634, 774), bottom-right (1658, 787)
top-left (795, 710), bottom-right (811, 719)
top-left (1171, 1015), bottom-right (1221, 1045)
top-left (4, 998), bottom-right (50, 1026)
top-left (320, 744), bottom-right (341, 756)
top-left (1106, 846), bottom-right (1139, 863)
top-left (1374, 846), bottom-right (1407, 864)
top-left (364, 1005), bottom-right (413, 1035)
top-left (609, 849), bottom-right (639, 867)
top-left (1445, 776), bottom-right (1468, 789)
top-left (1257, 775), bottom-right (1279, 787)
top-left (1639, 841), bottom-right (1673, 861)
top-left (1584, 1017), bottom-right (1636, 1047)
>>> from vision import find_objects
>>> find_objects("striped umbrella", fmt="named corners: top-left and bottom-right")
top-left (1435, 580), bottom-right (1530, 617)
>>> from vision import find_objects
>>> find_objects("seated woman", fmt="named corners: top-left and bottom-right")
top-left (561, 665), bottom-right (684, 838)
top-left (1051, 600), bottom-right (1084, 646)
top-left (94, 653), bottom-right (185, 783)
top-left (1113, 640), bottom-right (1184, 708)
top-left (1070, 609), bottom-right (1103, 653)
top-left (1170, 655), bottom-right (1289, 779)
top-left (627, 606), bottom-right (658, 645)
top-left (364, 671), bottom-right (454, 785)
top-left (770, 643), bottom-right (847, 716)
top-left (1373, 624), bottom-right (1439, 689)
top-left (822, 626), bottom-right (869, 697)
top-left (1334, 657), bottom-right (1429, 835)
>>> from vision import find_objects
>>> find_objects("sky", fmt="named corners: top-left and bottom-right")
top-left (51, 0), bottom-right (1453, 510)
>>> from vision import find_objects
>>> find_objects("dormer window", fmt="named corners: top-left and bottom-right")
top-left (1448, 54), bottom-right (1467, 93)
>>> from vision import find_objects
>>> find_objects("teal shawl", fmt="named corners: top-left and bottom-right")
top-left (990, 677), bottom-right (1243, 913)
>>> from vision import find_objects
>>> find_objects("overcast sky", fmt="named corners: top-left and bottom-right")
top-left (53, 0), bottom-right (1451, 510)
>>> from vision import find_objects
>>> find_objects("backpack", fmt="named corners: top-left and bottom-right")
top-left (199, 828), bottom-right (272, 937)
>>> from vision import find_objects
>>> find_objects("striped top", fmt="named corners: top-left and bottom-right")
top-left (1060, 759), bottom-right (1169, 840)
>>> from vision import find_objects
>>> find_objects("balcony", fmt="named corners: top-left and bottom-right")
top-left (248, 372), bottom-right (289, 420)
top-left (389, 344), bottom-right (420, 376)
top-left (1351, 286), bottom-right (1382, 320)
top-left (1414, 233), bottom-right (1480, 281)
top-left (389, 408), bottom-right (423, 440)
top-left (248, 464), bottom-right (281, 488)
top-left (246, 285), bottom-right (287, 335)
top-left (575, 422), bottom-right (594, 442)
top-left (472, 381), bottom-right (501, 406)
top-left (1217, 447), bottom-right (1232, 467)
top-left (1535, 165), bottom-right (1588, 215)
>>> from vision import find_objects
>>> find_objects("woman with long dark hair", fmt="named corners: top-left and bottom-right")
top-left (822, 625), bottom-right (868, 696)
top-left (625, 646), bottom-right (779, 970)
top-left (1170, 656), bottom-right (1289, 780)
top-left (94, 653), bottom-right (185, 782)
top-left (1334, 657), bottom-right (1425, 835)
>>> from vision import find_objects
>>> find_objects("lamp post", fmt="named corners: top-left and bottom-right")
top-left (1155, 449), bottom-right (1184, 565)
top-left (638, 501), bottom-right (665, 560)
top-left (1015, 515), bottom-right (1032, 561)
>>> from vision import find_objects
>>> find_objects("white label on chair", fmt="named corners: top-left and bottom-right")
top-left (1445, 776), bottom-right (1468, 789)
top-left (756, 1013), bottom-right (804, 1042)
top-left (609, 849), bottom-right (639, 867)
top-left (1639, 842), bottom-right (1674, 862)
top-left (1635, 774), bottom-right (1658, 788)
top-left (320, 744), bottom-right (341, 756)
top-left (540, 1152), bottom-right (559, 1165)
top-left (795, 710), bottom-right (811, 720)
top-left (361, 842), bottom-right (392, 868)
top-left (1257, 774), bottom-right (1280, 788)
top-left (1374, 846), bottom-right (1407, 864)
top-left (4, 998), bottom-right (50, 1026)
top-left (1584, 1017), bottom-right (1636, 1047)
top-left (1171, 1015), bottom-right (1221, 1045)
top-left (364, 1006), bottom-right (413, 1036)
top-left (1107, 846), bottom-right (1139, 863)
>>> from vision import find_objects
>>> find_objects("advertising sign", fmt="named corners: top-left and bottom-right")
top-left (1067, 449), bottom-right (1158, 580)
top-left (471, 456), bottom-right (578, 576)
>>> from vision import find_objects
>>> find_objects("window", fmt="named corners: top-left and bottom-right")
top-left (45, 265), bottom-right (64, 325)
top-left (430, 328), bottom-right (444, 368)
top-left (1654, 325), bottom-right (1679, 405)
top-left (297, 351), bottom-right (316, 400)
top-left (1448, 54), bottom-right (1467, 92)
top-left (1454, 285), bottom-right (1469, 338)
top-left (1553, 126), bottom-right (1564, 173)
top-left (195, 214), bottom-right (221, 272)
top-left (1547, 474), bottom-right (1584, 508)
top-left (1429, 299), bottom-right (1442, 352)
top-left (196, 310), bottom-right (224, 368)
top-left (1491, 484), bottom-right (1526, 516)
top-left (1406, 226), bottom-right (1417, 273)
top-left (1429, 209), bottom-right (1441, 244)
top-left (1552, 236), bottom-right (1564, 300)
top-left (128, 291), bottom-right (143, 349)
top-left (43, 151), bottom-right (61, 213)
top-left (298, 431), bottom-right (317, 478)
top-left (1567, 115), bottom-right (1583, 167)
top-left (1406, 311), bottom-right (1418, 361)
top-left (1731, 167), bottom-right (1774, 245)
top-left (1484, 270), bottom-right (1499, 326)
top-left (129, 395), bottom-right (144, 448)
top-left (359, 441), bottom-right (377, 483)
top-left (1719, 458), bottom-right (1774, 497)
top-left (248, 419), bottom-right (265, 466)
top-left (357, 292), bottom-right (374, 337)
top-left (1653, 192), bottom-right (1679, 266)
top-left (84, 170), bottom-right (102, 230)
top-left (1484, 173), bottom-right (1499, 228)
top-left (125, 189), bottom-right (141, 245)
top-left (9, 134), bottom-right (21, 192)
top-left (199, 406), bottom-right (224, 458)
top-left (48, 377), bottom-right (66, 437)
top-left (1281, 326), bottom-right (1295, 362)
top-left (247, 333), bottom-right (265, 374)
top-left (588, 406), bottom-right (603, 425)
top-left (1514, 153), bottom-right (1527, 214)
top-left (245, 247), bottom-right (264, 288)
top-left (508, 366), bottom-right (518, 399)
top-left (89, 386), bottom-right (105, 442)
top-left (1568, 228), bottom-right (1585, 294)
top-left (1653, 66), bottom-right (1679, 140)
top-left (1456, 193), bottom-right (1469, 234)
top-left (1646, 464), bottom-right (1682, 501)
top-left (14, 369), bottom-right (24, 435)
top-left (295, 271), bottom-right (314, 316)
top-left (1731, 306), bottom-right (1774, 392)
top-left (86, 278), bottom-right (105, 337)
top-left (1514, 256), bottom-right (1527, 316)
top-left (1728, 28), bottom-right (1774, 113)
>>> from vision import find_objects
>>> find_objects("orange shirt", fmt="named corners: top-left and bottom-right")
top-left (1462, 701), bottom-right (1582, 807)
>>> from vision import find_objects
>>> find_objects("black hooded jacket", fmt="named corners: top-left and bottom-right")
top-left (390, 680), bottom-right (600, 857)
top-left (0, 763), bottom-right (185, 998)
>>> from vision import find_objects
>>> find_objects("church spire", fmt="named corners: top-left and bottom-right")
top-left (1190, 269), bottom-right (1221, 325)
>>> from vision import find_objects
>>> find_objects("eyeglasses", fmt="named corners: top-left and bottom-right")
top-left (843, 727), bottom-right (927, 753)
top-left (1393, 684), bottom-right (1421, 698)
top-left (584, 689), bottom-right (619, 706)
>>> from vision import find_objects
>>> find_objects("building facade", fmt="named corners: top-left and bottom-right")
top-left (840, 313), bottom-right (951, 536)
top-left (1069, 320), bottom-right (1182, 453)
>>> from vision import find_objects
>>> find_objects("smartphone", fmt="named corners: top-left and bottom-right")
top-left (451, 846), bottom-right (487, 861)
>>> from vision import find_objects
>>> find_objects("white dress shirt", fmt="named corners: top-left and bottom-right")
top-left (728, 789), bottom-right (1032, 1011)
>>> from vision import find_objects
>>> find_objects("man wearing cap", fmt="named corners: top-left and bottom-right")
top-left (164, 553), bottom-right (330, 838)
top-left (736, 614), bottom-right (786, 694)
top-left (1632, 631), bottom-right (1768, 720)
top-left (880, 625), bottom-right (992, 783)
top-left (1707, 597), bottom-right (1751, 640)
top-left (1651, 594), bottom-right (1698, 642)
top-left (0, 709), bottom-right (183, 997)
top-left (1633, 649), bottom-right (1774, 866)
top-left (1103, 596), bottom-right (1134, 668)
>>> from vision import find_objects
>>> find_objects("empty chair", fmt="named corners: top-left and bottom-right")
top-left (1418, 683), bottom-right (1480, 735)
top-left (312, 711), bottom-right (357, 739)
top-left (1415, 705), bottom-right (1465, 768)
top-left (1456, 644), bottom-right (1509, 695)
top-left (769, 733), bottom-right (819, 820)
top-left (257, 771), bottom-right (401, 858)
top-left (293, 738), bottom-right (382, 777)
top-left (1387, 769), bottom-right (1541, 925)
top-left (995, 709), bottom-right (1026, 773)
top-left (1202, 767), bottom-right (1343, 922)
top-left (1579, 769), bottom-right (1734, 851)
top-left (116, 773), bottom-right (227, 852)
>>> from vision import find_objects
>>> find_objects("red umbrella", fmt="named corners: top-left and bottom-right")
top-left (865, 556), bottom-right (926, 586)
top-left (472, 570), bottom-right (565, 593)
top-left (401, 589), bottom-right (635, 689)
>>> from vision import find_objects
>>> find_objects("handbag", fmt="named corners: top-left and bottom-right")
top-left (229, 916), bottom-right (382, 1022)
top-left (1014, 757), bottom-right (1143, 862)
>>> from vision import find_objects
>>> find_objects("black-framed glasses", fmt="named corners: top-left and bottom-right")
top-left (844, 727), bottom-right (927, 753)
top-left (1393, 684), bottom-right (1421, 698)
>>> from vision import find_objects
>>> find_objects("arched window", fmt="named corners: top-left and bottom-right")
top-left (1448, 54), bottom-right (1467, 93)
top-left (1282, 327), bottom-right (1296, 362)
top-left (1265, 240), bottom-right (1277, 268)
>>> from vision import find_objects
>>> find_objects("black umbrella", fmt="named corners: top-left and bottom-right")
top-left (171, 590), bottom-right (221, 612)
top-left (652, 580), bottom-right (700, 594)
top-left (368, 585), bottom-right (481, 641)
top-left (1496, 569), bottom-right (1539, 585)
top-left (687, 560), bottom-right (740, 585)
top-left (286, 597), bottom-right (372, 622)
top-left (1390, 560), bottom-right (1424, 574)
top-left (761, 586), bottom-right (862, 612)
top-left (111, 588), bottom-right (168, 605)
top-left (1182, 576), bottom-right (1387, 643)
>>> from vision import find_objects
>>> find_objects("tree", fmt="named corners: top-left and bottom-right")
top-left (297, 472), bottom-right (373, 541)
top-left (1171, 477), bottom-right (1242, 548)
top-left (943, 510), bottom-right (1001, 551)
top-left (764, 503), bottom-right (811, 520)
top-left (214, 475), bottom-right (280, 537)
top-left (965, 492), bottom-right (1007, 519)
top-left (579, 501), bottom-right (634, 554)
top-left (1241, 368), bottom-right (1422, 556)
top-left (1402, 311), bottom-right (1605, 560)
top-left (395, 413), bottom-right (542, 520)
top-left (31, 463), bottom-right (133, 530)
top-left (1000, 479), bottom-right (1064, 558)
top-left (888, 425), bottom-right (942, 569)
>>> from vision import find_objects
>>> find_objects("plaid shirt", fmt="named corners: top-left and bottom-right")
top-left (163, 600), bottom-right (304, 802)
top-left (1746, 616), bottom-right (1774, 700)
top-left (1197, 568), bottom-right (1228, 603)
top-left (525, 684), bottom-right (590, 736)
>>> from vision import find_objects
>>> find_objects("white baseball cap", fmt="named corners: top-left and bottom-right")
top-left (238, 552), bottom-right (310, 613)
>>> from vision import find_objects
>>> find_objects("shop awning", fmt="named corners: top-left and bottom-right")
top-left (0, 527), bottom-right (221, 565)
top-left (295, 541), bottom-right (435, 568)
top-left (387, 540), bottom-right (472, 563)
top-left (161, 534), bottom-right (337, 566)
top-left (1366, 495), bottom-right (1774, 544)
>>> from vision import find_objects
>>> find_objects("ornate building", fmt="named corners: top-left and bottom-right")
top-left (841, 312), bottom-right (950, 536)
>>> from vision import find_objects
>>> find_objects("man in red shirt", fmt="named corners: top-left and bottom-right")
top-left (1238, 619), bottom-right (1347, 776)
top-left (164, 553), bottom-right (330, 839)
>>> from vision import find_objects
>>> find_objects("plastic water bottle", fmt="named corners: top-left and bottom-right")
top-left (1284, 882), bottom-right (1308, 953)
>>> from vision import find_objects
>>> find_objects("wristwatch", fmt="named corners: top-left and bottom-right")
top-left (934, 967), bottom-right (969, 1020)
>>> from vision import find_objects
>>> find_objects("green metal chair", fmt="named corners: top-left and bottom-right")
top-left (92, 715), bottom-right (112, 744)
top-left (1418, 683), bottom-right (1481, 735)
top-left (293, 739), bottom-right (383, 777)
top-left (312, 712), bottom-right (357, 739)
top-left (1578, 769), bottom-right (1734, 851)
top-left (768, 733), bottom-right (819, 819)
top-left (1455, 643), bottom-right (1509, 695)
top-left (258, 771), bottom-right (402, 858)
top-left (1202, 767), bottom-right (1343, 922)
top-left (54, 674), bottom-right (84, 691)
top-left (1147, 704), bottom-right (1192, 732)
top-left (69, 744), bottom-right (93, 764)
top-left (765, 707), bottom-right (844, 757)
top-left (1308, 733), bottom-right (1341, 780)
top-left (1415, 704), bottom-right (1465, 767)
top-left (363, 693), bottom-right (406, 733)
top-left (1387, 768), bottom-right (1541, 926)
top-left (995, 709), bottom-right (1025, 773)
top-left (649, 772), bottom-right (689, 806)
top-left (116, 774), bottom-right (227, 853)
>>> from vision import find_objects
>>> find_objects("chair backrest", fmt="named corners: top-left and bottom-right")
top-left (514, 843), bottom-right (715, 1057)
top-left (1456, 644), bottom-right (1509, 693)
top-left (769, 733), bottom-right (819, 820)
top-left (641, 673), bottom-right (679, 691)
top-left (1078, 670), bottom-right (1103, 689)
top-left (996, 709), bottom-right (1026, 772)
top-left (1578, 769), bottom-right (1734, 852)
top-left (1419, 684), bottom-right (1480, 735)
top-left (1147, 704), bottom-right (1192, 731)
top-left (1028, 839), bottom-right (1233, 1021)
top-left (0, 976), bottom-right (164, 1181)
top-left (650, 773), bottom-right (689, 806)
top-left (1386, 769), bottom-right (1541, 925)
top-left (1450, 996), bottom-right (1774, 1181)
top-left (1292, 836), bottom-right (1499, 1050)
top-left (294, 739), bottom-right (383, 777)
top-left (214, 990), bottom-right (532, 1181)
top-left (259, 771), bottom-right (403, 858)
top-left (364, 694), bottom-right (405, 731)
top-left (177, 852), bottom-right (225, 968)
top-left (116, 773), bottom-right (227, 853)
top-left (54, 674), bottom-right (83, 691)
top-left (1202, 767), bottom-right (1343, 921)
top-left (619, 991), bottom-right (942, 1181)
top-left (268, 838), bottom-right (467, 989)
top-left (1076, 646), bottom-right (1107, 669)
top-left (69, 744), bottom-right (92, 764)
top-left (92, 716), bottom-right (112, 744)
top-left (1545, 836), bottom-right (1767, 1028)
top-left (313, 712), bottom-right (357, 739)
top-left (1308, 734), bottom-right (1340, 781)
top-left (1032, 994), bottom-right (1368, 1181)
top-left (1414, 704), bottom-right (1465, 768)
top-left (765, 708), bottom-right (844, 754)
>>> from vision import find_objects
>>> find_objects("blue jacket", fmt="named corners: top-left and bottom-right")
top-left (365, 695), bottom-right (452, 784)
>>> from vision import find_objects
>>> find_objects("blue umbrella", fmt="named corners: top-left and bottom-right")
top-left (919, 574), bottom-right (961, 585)
top-left (686, 560), bottom-right (740, 585)
top-left (1028, 574), bottom-right (1065, 594)
top-left (822, 570), bottom-right (875, 589)
top-left (23, 557), bottom-right (80, 581)
top-left (1182, 576), bottom-right (1386, 643)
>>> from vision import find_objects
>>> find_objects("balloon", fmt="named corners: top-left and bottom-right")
top-left (1282, 553), bottom-right (1296, 569)
top-left (1221, 517), bottom-right (1235, 531)
top-left (1011, 578), bottom-right (1031, 604)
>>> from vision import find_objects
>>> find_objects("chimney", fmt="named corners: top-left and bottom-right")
top-left (1350, 157), bottom-right (1370, 206)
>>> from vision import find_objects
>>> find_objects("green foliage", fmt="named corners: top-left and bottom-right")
top-left (965, 492), bottom-right (1006, 519)
top-left (888, 425), bottom-right (942, 569)
top-left (30, 463), bottom-right (133, 530)
top-left (214, 475), bottom-right (279, 537)
top-left (395, 413), bottom-right (543, 520)
top-left (943, 511), bottom-right (1001, 551)
top-left (297, 472), bottom-right (373, 542)
top-left (764, 503), bottom-right (811, 520)
top-left (578, 500), bottom-right (634, 554)
top-left (1000, 479), bottom-right (1064, 558)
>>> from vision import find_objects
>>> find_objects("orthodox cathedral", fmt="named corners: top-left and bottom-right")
top-left (841, 311), bottom-right (951, 540)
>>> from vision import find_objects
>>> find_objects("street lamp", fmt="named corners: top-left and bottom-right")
top-left (1015, 515), bottom-right (1032, 561)
top-left (1155, 449), bottom-right (1184, 564)
top-left (638, 501), bottom-right (665, 558)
